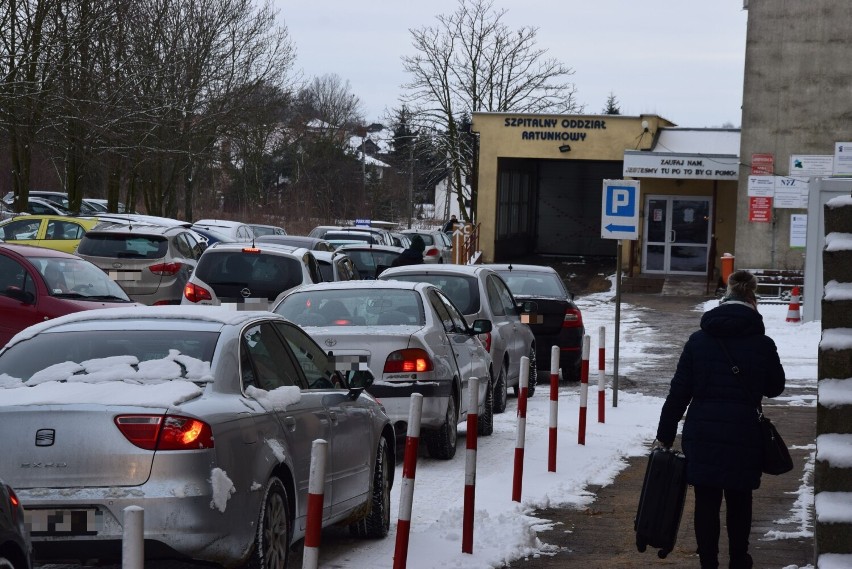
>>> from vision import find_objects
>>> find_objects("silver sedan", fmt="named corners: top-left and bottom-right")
top-left (273, 280), bottom-right (495, 460)
top-left (0, 306), bottom-right (394, 567)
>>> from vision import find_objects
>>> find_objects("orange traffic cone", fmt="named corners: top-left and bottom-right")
top-left (786, 286), bottom-right (801, 323)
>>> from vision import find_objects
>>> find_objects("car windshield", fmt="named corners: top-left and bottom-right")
top-left (31, 256), bottom-right (132, 300)
top-left (276, 288), bottom-right (424, 326)
top-left (195, 251), bottom-right (305, 298)
top-left (0, 330), bottom-right (218, 385)
top-left (383, 273), bottom-right (480, 314)
top-left (498, 271), bottom-right (565, 297)
top-left (77, 233), bottom-right (168, 259)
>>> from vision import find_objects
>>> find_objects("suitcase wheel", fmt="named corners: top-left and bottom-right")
top-left (658, 549), bottom-right (669, 559)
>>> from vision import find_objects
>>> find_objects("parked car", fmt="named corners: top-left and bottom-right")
top-left (323, 230), bottom-right (383, 248)
top-left (76, 221), bottom-right (206, 305)
top-left (256, 234), bottom-right (336, 252)
top-left (336, 244), bottom-right (405, 279)
top-left (400, 229), bottom-right (453, 263)
top-left (273, 280), bottom-right (494, 459)
top-left (389, 231), bottom-right (412, 249)
top-left (308, 225), bottom-right (395, 246)
top-left (490, 264), bottom-right (585, 381)
top-left (191, 219), bottom-right (254, 243)
top-left (182, 242), bottom-right (323, 310)
top-left (249, 223), bottom-right (287, 237)
top-left (313, 250), bottom-right (360, 282)
top-left (0, 201), bottom-right (15, 222)
top-left (0, 215), bottom-right (98, 253)
top-left (0, 306), bottom-right (395, 566)
top-left (0, 478), bottom-right (31, 569)
top-left (0, 243), bottom-right (138, 347)
top-left (19, 197), bottom-right (73, 217)
top-left (379, 264), bottom-right (537, 411)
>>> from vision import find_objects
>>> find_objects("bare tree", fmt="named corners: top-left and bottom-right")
top-left (401, 0), bottom-right (582, 223)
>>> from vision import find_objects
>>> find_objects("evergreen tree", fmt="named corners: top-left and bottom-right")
top-left (603, 92), bottom-right (622, 115)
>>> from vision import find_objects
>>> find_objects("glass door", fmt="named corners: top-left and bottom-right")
top-left (643, 196), bottom-right (711, 275)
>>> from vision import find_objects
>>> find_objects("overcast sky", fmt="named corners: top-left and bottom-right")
top-left (275, 0), bottom-right (748, 128)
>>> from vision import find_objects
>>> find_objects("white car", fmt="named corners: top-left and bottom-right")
top-left (273, 280), bottom-right (495, 460)
top-left (191, 219), bottom-right (255, 243)
top-left (400, 229), bottom-right (453, 263)
top-left (182, 242), bottom-right (323, 310)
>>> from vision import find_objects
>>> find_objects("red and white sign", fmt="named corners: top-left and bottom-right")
top-left (749, 196), bottom-right (773, 222)
top-left (751, 153), bottom-right (775, 176)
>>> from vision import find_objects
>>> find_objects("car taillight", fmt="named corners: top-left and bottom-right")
top-left (115, 415), bottom-right (214, 451)
top-left (149, 262), bottom-right (182, 276)
top-left (563, 307), bottom-right (583, 328)
top-left (479, 331), bottom-right (492, 352)
top-left (6, 485), bottom-right (20, 522)
top-left (384, 349), bottom-right (434, 373)
top-left (184, 282), bottom-right (212, 303)
top-left (424, 247), bottom-right (440, 257)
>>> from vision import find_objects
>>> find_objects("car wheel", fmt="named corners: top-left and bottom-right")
top-left (477, 377), bottom-right (494, 436)
top-left (247, 477), bottom-right (291, 569)
top-left (527, 345), bottom-right (537, 398)
top-left (350, 437), bottom-right (391, 538)
top-left (0, 557), bottom-right (14, 569)
top-left (425, 395), bottom-right (458, 460)
top-left (493, 363), bottom-right (508, 414)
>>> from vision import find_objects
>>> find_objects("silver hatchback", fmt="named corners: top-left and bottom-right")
top-left (0, 306), bottom-right (394, 567)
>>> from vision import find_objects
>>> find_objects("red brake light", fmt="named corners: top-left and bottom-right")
top-left (184, 282), bottom-right (212, 303)
top-left (242, 247), bottom-right (261, 254)
top-left (480, 331), bottom-right (492, 352)
top-left (115, 415), bottom-right (214, 450)
top-left (7, 485), bottom-right (20, 522)
top-left (424, 247), bottom-right (440, 257)
top-left (384, 348), bottom-right (434, 373)
top-left (563, 307), bottom-right (583, 328)
top-left (149, 262), bottom-right (182, 276)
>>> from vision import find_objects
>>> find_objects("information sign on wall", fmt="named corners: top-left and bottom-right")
top-left (749, 196), bottom-right (772, 222)
top-left (834, 142), bottom-right (852, 176)
top-left (790, 155), bottom-right (833, 178)
top-left (751, 153), bottom-right (775, 176)
top-left (790, 214), bottom-right (807, 248)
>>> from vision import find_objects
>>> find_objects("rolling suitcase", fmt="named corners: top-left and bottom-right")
top-left (634, 447), bottom-right (688, 559)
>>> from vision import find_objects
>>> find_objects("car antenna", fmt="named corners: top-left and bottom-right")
top-left (508, 263), bottom-right (513, 271)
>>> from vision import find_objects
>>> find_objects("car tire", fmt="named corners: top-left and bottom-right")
top-left (425, 394), bottom-right (458, 460)
top-left (350, 437), bottom-right (391, 538)
top-left (0, 557), bottom-right (14, 569)
top-left (477, 377), bottom-right (494, 437)
top-left (247, 476), bottom-right (291, 569)
top-left (493, 364), bottom-right (508, 414)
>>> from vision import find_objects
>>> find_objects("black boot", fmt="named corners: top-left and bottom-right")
top-left (729, 553), bottom-right (753, 569)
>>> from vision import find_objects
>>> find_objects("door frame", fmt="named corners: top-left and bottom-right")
top-left (642, 195), bottom-right (712, 275)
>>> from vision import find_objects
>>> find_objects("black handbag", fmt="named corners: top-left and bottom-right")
top-left (717, 339), bottom-right (794, 476)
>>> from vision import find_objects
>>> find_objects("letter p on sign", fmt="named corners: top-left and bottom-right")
top-left (606, 186), bottom-right (635, 216)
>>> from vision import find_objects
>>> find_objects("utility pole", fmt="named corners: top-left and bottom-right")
top-left (408, 141), bottom-right (414, 229)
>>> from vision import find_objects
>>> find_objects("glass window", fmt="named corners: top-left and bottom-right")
top-left (77, 234), bottom-right (168, 259)
top-left (428, 290), bottom-right (455, 332)
top-left (274, 322), bottom-right (341, 389)
top-left (433, 290), bottom-right (468, 333)
top-left (2, 218), bottom-right (41, 241)
top-left (0, 255), bottom-right (28, 294)
top-left (492, 275), bottom-right (518, 315)
top-left (173, 232), bottom-right (193, 258)
top-left (485, 276), bottom-right (506, 316)
top-left (241, 322), bottom-right (302, 391)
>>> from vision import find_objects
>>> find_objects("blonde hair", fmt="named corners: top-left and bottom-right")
top-left (726, 270), bottom-right (758, 304)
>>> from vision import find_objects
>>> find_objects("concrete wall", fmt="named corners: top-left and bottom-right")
top-left (736, 1), bottom-right (852, 268)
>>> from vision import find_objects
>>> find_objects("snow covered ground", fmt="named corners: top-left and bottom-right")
top-left (314, 288), bottom-right (821, 568)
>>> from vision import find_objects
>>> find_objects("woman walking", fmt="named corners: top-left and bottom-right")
top-left (655, 270), bottom-right (786, 569)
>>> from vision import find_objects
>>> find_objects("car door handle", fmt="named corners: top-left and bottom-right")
top-left (283, 417), bottom-right (296, 431)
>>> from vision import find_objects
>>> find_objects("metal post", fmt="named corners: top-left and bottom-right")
top-left (122, 506), bottom-right (144, 569)
top-left (512, 356), bottom-right (529, 502)
top-left (303, 439), bottom-right (328, 569)
top-left (394, 394), bottom-right (424, 569)
top-left (462, 377), bottom-right (479, 553)
top-left (613, 240), bottom-right (622, 407)
top-left (548, 345), bottom-right (559, 472)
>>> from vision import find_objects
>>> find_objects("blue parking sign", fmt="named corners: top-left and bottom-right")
top-left (601, 179), bottom-right (639, 240)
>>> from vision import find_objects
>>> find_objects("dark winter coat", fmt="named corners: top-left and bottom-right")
top-left (390, 248), bottom-right (424, 267)
top-left (655, 301), bottom-right (786, 491)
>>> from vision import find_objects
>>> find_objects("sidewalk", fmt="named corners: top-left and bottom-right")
top-left (506, 291), bottom-right (817, 569)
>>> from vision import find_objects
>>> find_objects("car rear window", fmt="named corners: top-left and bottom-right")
top-left (383, 273), bottom-right (479, 315)
top-left (276, 288), bottom-right (424, 327)
top-left (499, 272), bottom-right (565, 297)
top-left (195, 251), bottom-right (305, 296)
top-left (78, 233), bottom-right (168, 259)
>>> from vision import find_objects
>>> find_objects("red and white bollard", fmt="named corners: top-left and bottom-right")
top-left (578, 335), bottom-right (590, 445)
top-left (786, 285), bottom-right (802, 323)
top-left (393, 393), bottom-right (424, 569)
top-left (303, 439), bottom-right (327, 569)
top-left (548, 345), bottom-right (560, 472)
top-left (512, 356), bottom-right (530, 502)
top-left (598, 326), bottom-right (606, 424)
top-left (462, 377), bottom-right (479, 554)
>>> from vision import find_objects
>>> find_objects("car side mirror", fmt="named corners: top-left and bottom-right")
top-left (346, 369), bottom-right (374, 400)
top-left (5, 286), bottom-right (34, 304)
top-left (471, 318), bottom-right (492, 334)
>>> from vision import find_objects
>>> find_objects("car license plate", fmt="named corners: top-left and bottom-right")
top-left (25, 508), bottom-right (104, 535)
top-left (108, 270), bottom-right (138, 282)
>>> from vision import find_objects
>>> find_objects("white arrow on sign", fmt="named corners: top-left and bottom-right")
top-left (601, 179), bottom-right (639, 240)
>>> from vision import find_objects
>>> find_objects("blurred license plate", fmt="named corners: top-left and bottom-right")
top-left (25, 508), bottom-right (103, 535)
top-left (108, 270), bottom-right (138, 282)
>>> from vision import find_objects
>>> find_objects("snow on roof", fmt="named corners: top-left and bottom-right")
top-left (815, 492), bottom-right (852, 523)
top-left (825, 232), bottom-right (852, 252)
top-left (651, 127), bottom-right (740, 156)
top-left (827, 195), bottom-right (852, 208)
top-left (825, 280), bottom-right (852, 301)
top-left (821, 328), bottom-right (852, 351)
top-left (818, 378), bottom-right (852, 408)
top-left (817, 434), bottom-right (852, 468)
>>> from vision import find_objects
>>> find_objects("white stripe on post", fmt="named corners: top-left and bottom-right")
top-left (548, 345), bottom-right (560, 472)
top-left (578, 335), bottom-right (590, 445)
top-left (462, 377), bottom-right (479, 553)
top-left (598, 326), bottom-right (606, 423)
top-left (122, 505), bottom-right (144, 569)
top-left (512, 356), bottom-right (529, 502)
top-left (303, 439), bottom-right (327, 569)
top-left (393, 393), bottom-right (424, 569)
